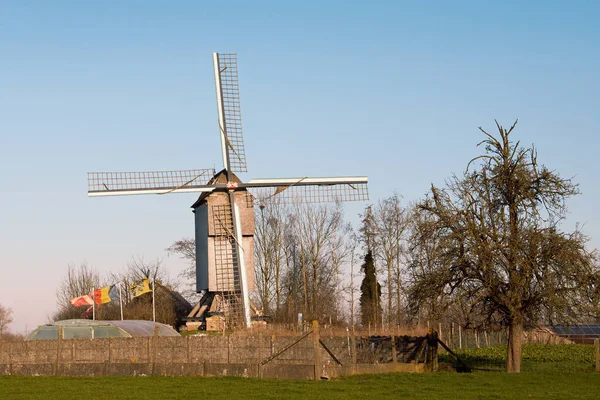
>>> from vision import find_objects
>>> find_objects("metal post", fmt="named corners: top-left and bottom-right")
top-left (119, 283), bottom-right (124, 321)
top-left (152, 280), bottom-right (156, 322)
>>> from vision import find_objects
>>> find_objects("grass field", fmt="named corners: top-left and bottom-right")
top-left (1, 345), bottom-right (598, 399)
top-left (444, 343), bottom-right (598, 373)
top-left (1, 371), bottom-right (599, 400)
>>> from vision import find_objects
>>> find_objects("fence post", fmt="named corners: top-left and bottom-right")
top-left (271, 334), bottom-right (275, 357)
top-left (595, 339), bottom-right (599, 372)
top-left (313, 320), bottom-right (320, 381)
top-left (108, 337), bottom-right (113, 364)
top-left (152, 324), bottom-right (159, 375)
top-left (425, 330), bottom-right (438, 372)
top-left (55, 326), bottom-right (63, 376)
top-left (227, 334), bottom-right (231, 364)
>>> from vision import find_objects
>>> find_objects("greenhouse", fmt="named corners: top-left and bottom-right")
top-left (25, 319), bottom-right (180, 340)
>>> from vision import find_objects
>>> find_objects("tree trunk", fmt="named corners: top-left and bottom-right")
top-left (387, 258), bottom-right (392, 327)
top-left (506, 322), bottom-right (523, 373)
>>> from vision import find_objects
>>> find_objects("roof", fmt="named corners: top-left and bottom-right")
top-left (191, 169), bottom-right (243, 208)
top-left (546, 324), bottom-right (600, 344)
top-left (25, 319), bottom-right (180, 341)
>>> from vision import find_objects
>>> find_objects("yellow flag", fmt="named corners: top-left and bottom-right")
top-left (94, 286), bottom-right (112, 304)
top-left (130, 278), bottom-right (152, 298)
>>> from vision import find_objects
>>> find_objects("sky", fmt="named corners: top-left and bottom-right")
top-left (1, 0), bottom-right (599, 333)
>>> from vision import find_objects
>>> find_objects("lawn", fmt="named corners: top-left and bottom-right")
top-left (2, 344), bottom-right (598, 399)
top-left (1, 371), bottom-right (599, 400)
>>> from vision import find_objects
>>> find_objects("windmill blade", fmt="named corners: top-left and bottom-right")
top-left (214, 53), bottom-right (247, 173)
top-left (245, 176), bottom-right (369, 205)
top-left (88, 169), bottom-right (216, 197)
top-left (228, 191), bottom-right (252, 328)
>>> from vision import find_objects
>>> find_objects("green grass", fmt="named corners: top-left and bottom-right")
top-left (1, 372), bottom-right (599, 400)
top-left (2, 345), bottom-right (597, 399)
top-left (454, 344), bottom-right (596, 364)
top-left (441, 344), bottom-right (598, 373)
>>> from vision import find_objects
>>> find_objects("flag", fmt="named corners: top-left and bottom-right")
top-left (108, 284), bottom-right (120, 302)
top-left (94, 286), bottom-right (112, 304)
top-left (130, 278), bottom-right (152, 298)
top-left (70, 294), bottom-right (94, 307)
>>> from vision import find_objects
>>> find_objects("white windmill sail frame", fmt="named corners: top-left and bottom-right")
top-left (246, 176), bottom-right (368, 186)
top-left (213, 52), bottom-right (229, 172)
top-left (87, 169), bottom-right (216, 197)
top-left (213, 52), bottom-right (247, 173)
top-left (89, 187), bottom-right (215, 197)
top-left (232, 200), bottom-right (252, 327)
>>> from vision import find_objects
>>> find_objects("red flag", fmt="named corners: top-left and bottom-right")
top-left (70, 294), bottom-right (94, 307)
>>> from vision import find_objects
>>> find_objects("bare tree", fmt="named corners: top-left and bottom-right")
top-left (275, 203), bottom-right (351, 323)
top-left (166, 238), bottom-right (196, 299)
top-left (53, 262), bottom-right (102, 321)
top-left (409, 121), bottom-right (594, 373)
top-left (0, 304), bottom-right (13, 338)
top-left (254, 199), bottom-right (289, 316)
top-left (580, 257), bottom-right (600, 323)
top-left (345, 233), bottom-right (361, 329)
top-left (106, 257), bottom-right (185, 325)
top-left (413, 123), bottom-right (590, 372)
top-left (368, 194), bottom-right (409, 326)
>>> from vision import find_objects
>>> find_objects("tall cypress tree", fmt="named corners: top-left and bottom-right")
top-left (360, 250), bottom-right (381, 328)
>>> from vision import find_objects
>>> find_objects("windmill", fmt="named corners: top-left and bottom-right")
top-left (88, 53), bottom-right (369, 329)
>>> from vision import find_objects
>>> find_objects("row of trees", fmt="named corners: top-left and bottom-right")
top-left (243, 121), bottom-right (600, 373)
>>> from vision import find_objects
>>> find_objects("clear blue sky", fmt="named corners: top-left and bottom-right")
top-left (1, 1), bottom-right (598, 333)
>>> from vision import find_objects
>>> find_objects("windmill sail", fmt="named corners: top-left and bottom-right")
top-left (213, 53), bottom-right (247, 173)
top-left (88, 169), bottom-right (216, 196)
top-left (244, 176), bottom-right (369, 205)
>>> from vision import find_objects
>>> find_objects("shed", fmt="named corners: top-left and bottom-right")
top-left (24, 319), bottom-right (180, 341)
top-left (545, 324), bottom-right (600, 344)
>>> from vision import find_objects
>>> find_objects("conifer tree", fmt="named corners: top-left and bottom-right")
top-left (360, 250), bottom-right (381, 328)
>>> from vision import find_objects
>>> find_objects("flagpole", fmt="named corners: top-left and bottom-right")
top-left (119, 283), bottom-right (124, 321)
top-left (152, 279), bottom-right (156, 322)
top-left (92, 287), bottom-right (95, 321)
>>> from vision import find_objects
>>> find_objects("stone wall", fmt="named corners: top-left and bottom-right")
top-left (0, 333), bottom-right (430, 379)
